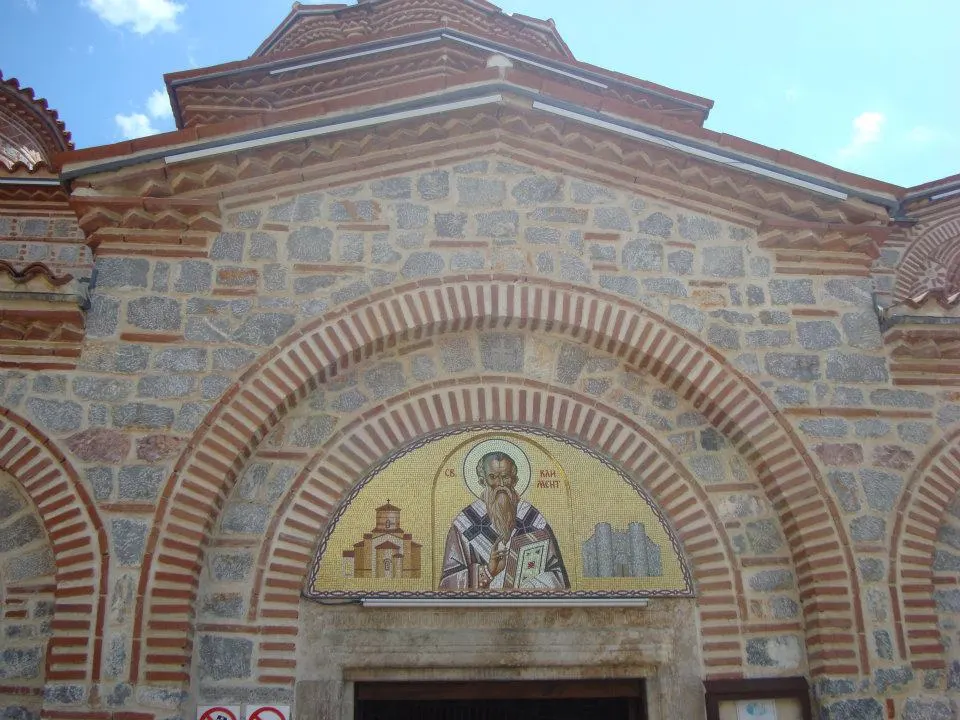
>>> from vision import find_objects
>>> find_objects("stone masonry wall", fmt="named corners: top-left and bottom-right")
top-left (0, 155), bottom-right (956, 719)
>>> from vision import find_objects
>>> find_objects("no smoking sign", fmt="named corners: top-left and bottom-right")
top-left (247, 707), bottom-right (290, 720)
top-left (197, 708), bottom-right (240, 720)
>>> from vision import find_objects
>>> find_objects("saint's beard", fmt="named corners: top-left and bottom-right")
top-left (483, 484), bottom-right (518, 541)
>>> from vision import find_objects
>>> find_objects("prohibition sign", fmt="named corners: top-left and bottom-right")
top-left (198, 708), bottom-right (238, 720)
top-left (248, 708), bottom-right (289, 720)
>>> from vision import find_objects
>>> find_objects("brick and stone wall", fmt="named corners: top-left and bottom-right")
top-left (0, 155), bottom-right (957, 719)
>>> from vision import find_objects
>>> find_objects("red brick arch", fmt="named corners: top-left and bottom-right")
top-left (890, 425), bottom-right (960, 670)
top-left (0, 410), bottom-right (108, 693)
top-left (132, 274), bottom-right (865, 685)
top-left (894, 217), bottom-right (960, 301)
top-left (244, 378), bottom-right (756, 683)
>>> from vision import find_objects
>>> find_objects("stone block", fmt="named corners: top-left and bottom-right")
top-left (668, 304), bottom-right (705, 332)
top-left (72, 376), bottom-right (132, 401)
top-left (3, 546), bottom-right (53, 582)
top-left (746, 285), bottom-right (765, 305)
top-left (689, 455), bottom-right (724, 483)
top-left (250, 232), bottom-right (277, 260)
top-left (113, 402), bottom-right (175, 430)
top-left (371, 177), bottom-right (411, 199)
top-left (745, 635), bottom-right (800, 668)
top-left (118, 465), bottom-right (165, 500)
top-left (174, 260), bottom-right (212, 292)
top-left (797, 320), bottom-right (842, 350)
top-left (364, 362), bottom-right (406, 399)
top-left (642, 278), bottom-right (687, 297)
top-left (198, 636), bottom-right (253, 681)
top-left (870, 389), bottom-right (934, 409)
top-left (764, 353), bottom-right (820, 381)
top-left (0, 515), bottom-right (42, 553)
top-left (440, 337), bottom-right (475, 372)
top-left (622, 239), bottom-right (662, 271)
top-left (898, 422), bottom-right (932, 445)
top-left (66, 428), bottom-right (130, 463)
top-left (401, 252), bottom-right (445, 278)
top-left (458, 177), bottom-right (505, 206)
top-left (477, 210), bottom-right (518, 238)
top-left (451, 251), bottom-right (485, 272)
top-left (666, 249), bottom-right (692, 275)
top-left (512, 175), bottom-right (563, 204)
top-left (799, 417), bottom-right (848, 437)
top-left (703, 246), bottom-right (744, 277)
top-left (677, 214), bottom-right (719, 242)
top-left (745, 519), bottom-right (784, 553)
top-left (480, 333), bottom-right (524, 372)
top-left (0, 647), bottom-right (42, 680)
top-left (826, 351), bottom-right (889, 383)
top-left (850, 515), bottom-right (885, 541)
top-left (94, 258), bottom-right (149, 288)
top-left (201, 375), bottom-right (232, 400)
top-left (759, 310), bottom-right (790, 325)
top-left (26, 397), bottom-right (82, 433)
top-left (872, 444), bottom-right (915, 471)
top-left (152, 261), bottom-right (169, 292)
top-left (213, 347), bottom-right (256, 371)
top-left (814, 443), bottom-right (863, 466)
top-left (828, 471), bottom-right (861, 512)
top-left (593, 207), bottom-right (632, 230)
top-left (769, 278), bottom-right (815, 305)
top-left (86, 294), bottom-right (120, 337)
top-left (136, 435), bottom-right (185, 462)
top-left (201, 593), bottom-right (244, 619)
top-left (821, 699), bottom-right (883, 720)
top-left (329, 199), bottom-right (378, 221)
top-left (599, 275), bottom-right (638, 297)
top-left (528, 207), bottom-right (587, 224)
top-left (434, 212), bottom-right (467, 238)
top-left (902, 699), bottom-right (953, 720)
top-left (858, 558), bottom-right (884, 582)
top-left (770, 596), bottom-right (799, 619)
top-left (286, 226), bottom-right (332, 262)
top-left (87, 467), bottom-right (114, 501)
top-left (745, 329), bottom-right (791, 348)
top-left (860, 469), bottom-right (903, 512)
top-left (749, 569), bottom-right (794, 592)
top-left (824, 278), bottom-right (874, 305)
top-left (221, 504), bottom-right (269, 534)
top-left (775, 385), bottom-right (808, 406)
top-left (558, 254), bottom-right (590, 282)
top-left (231, 312), bottom-right (295, 346)
top-left (211, 232), bottom-right (245, 261)
top-left (525, 227), bottom-right (561, 245)
top-left (842, 310), bottom-right (882, 349)
top-left (127, 296), bottom-right (181, 331)
top-left (153, 347), bottom-right (207, 373)
top-left (555, 343), bottom-right (587, 384)
top-left (294, 275), bottom-right (337, 294)
top-left (638, 211), bottom-right (673, 237)
top-left (707, 325), bottom-right (740, 350)
top-left (211, 552), bottom-right (253, 582)
top-left (875, 666), bottom-right (914, 693)
top-left (292, 192), bottom-right (323, 222)
top-left (112, 519), bottom-right (148, 566)
top-left (137, 375), bottom-right (196, 399)
top-left (0, 487), bottom-right (24, 523)
top-left (417, 170), bottom-right (449, 200)
top-left (396, 202), bottom-right (428, 229)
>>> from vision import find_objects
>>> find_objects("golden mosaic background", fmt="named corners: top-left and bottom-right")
top-left (308, 428), bottom-right (692, 597)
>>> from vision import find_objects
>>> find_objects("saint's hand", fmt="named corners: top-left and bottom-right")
top-left (487, 543), bottom-right (507, 578)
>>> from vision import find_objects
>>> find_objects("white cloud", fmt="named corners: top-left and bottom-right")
top-left (838, 111), bottom-right (885, 158)
top-left (146, 89), bottom-right (173, 120)
top-left (23, 0), bottom-right (38, 12)
top-left (83, 0), bottom-right (185, 34)
top-left (115, 112), bottom-right (159, 139)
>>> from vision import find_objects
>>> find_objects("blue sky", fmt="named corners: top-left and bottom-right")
top-left (4, 0), bottom-right (958, 187)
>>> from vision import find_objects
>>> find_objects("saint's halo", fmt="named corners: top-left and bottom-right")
top-left (461, 437), bottom-right (532, 498)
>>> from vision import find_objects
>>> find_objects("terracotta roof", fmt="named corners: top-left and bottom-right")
top-left (0, 71), bottom-right (73, 173)
top-left (377, 501), bottom-right (401, 512)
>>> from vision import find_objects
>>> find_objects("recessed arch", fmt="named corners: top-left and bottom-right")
top-left (890, 425), bottom-right (960, 670)
top-left (894, 216), bottom-right (960, 302)
top-left (0, 410), bottom-right (108, 692)
top-left (133, 274), bottom-right (865, 686)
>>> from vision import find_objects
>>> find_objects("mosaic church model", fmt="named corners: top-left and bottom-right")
top-left (1, 0), bottom-right (960, 718)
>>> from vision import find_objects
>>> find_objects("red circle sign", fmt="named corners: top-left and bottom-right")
top-left (199, 708), bottom-right (238, 720)
top-left (249, 708), bottom-right (288, 720)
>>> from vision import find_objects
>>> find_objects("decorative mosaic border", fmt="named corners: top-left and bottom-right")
top-left (305, 423), bottom-right (696, 601)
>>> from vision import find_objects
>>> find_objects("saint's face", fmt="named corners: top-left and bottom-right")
top-left (481, 457), bottom-right (517, 489)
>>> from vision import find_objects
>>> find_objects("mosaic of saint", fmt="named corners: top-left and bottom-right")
top-left (307, 428), bottom-right (693, 599)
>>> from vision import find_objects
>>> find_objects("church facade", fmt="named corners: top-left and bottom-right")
top-left (2, 1), bottom-right (960, 718)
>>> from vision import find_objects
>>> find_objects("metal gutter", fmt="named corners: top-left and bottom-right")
top-left (60, 84), bottom-right (898, 210)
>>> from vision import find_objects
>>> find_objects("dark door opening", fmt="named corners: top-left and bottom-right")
top-left (355, 679), bottom-right (646, 720)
